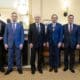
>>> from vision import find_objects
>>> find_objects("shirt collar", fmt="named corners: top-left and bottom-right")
top-left (68, 23), bottom-right (73, 26)
top-left (52, 23), bottom-right (56, 27)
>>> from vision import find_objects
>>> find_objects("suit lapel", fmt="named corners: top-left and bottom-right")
top-left (34, 23), bottom-right (41, 33)
top-left (10, 23), bottom-right (13, 32)
top-left (51, 23), bottom-right (56, 32)
top-left (11, 23), bottom-right (18, 33)
top-left (15, 23), bottom-right (18, 31)
top-left (40, 23), bottom-right (42, 32)
top-left (72, 24), bottom-right (75, 32)
top-left (34, 23), bottom-right (38, 33)
top-left (66, 24), bottom-right (69, 32)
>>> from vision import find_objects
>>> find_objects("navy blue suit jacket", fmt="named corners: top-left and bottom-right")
top-left (77, 25), bottom-right (80, 44)
top-left (47, 23), bottom-right (63, 46)
top-left (4, 23), bottom-right (24, 48)
top-left (63, 24), bottom-right (78, 48)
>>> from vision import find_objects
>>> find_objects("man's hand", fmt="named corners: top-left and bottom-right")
top-left (19, 44), bottom-right (23, 50)
top-left (4, 44), bottom-right (8, 50)
top-left (58, 42), bottom-right (62, 48)
top-left (0, 37), bottom-right (3, 40)
top-left (62, 43), bottom-right (64, 48)
top-left (46, 42), bottom-right (49, 47)
top-left (43, 43), bottom-right (46, 47)
top-left (29, 43), bottom-right (33, 48)
top-left (76, 44), bottom-right (80, 49)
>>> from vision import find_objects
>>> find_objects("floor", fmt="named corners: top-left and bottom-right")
top-left (0, 65), bottom-right (80, 80)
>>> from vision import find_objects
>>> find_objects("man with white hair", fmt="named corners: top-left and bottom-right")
top-left (28, 16), bottom-right (46, 74)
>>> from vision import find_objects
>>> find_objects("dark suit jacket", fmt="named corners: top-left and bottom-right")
top-left (78, 25), bottom-right (80, 44)
top-left (47, 23), bottom-right (63, 46)
top-left (28, 23), bottom-right (45, 48)
top-left (0, 20), bottom-right (6, 37)
top-left (4, 23), bottom-right (24, 48)
top-left (63, 24), bottom-right (78, 48)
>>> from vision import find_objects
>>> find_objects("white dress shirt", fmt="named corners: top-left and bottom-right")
top-left (68, 23), bottom-right (73, 32)
top-left (12, 22), bottom-right (17, 30)
top-left (36, 23), bottom-right (41, 32)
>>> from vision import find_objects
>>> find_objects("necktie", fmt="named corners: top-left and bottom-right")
top-left (37, 24), bottom-right (40, 32)
top-left (0, 22), bottom-right (1, 32)
top-left (69, 24), bottom-right (72, 32)
top-left (52, 23), bottom-right (56, 31)
top-left (12, 23), bottom-right (16, 32)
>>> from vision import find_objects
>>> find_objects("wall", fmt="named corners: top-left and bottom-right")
top-left (30, 0), bottom-right (80, 24)
top-left (0, 0), bottom-right (80, 24)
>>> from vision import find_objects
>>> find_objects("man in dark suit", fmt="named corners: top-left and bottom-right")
top-left (76, 25), bottom-right (80, 64)
top-left (28, 16), bottom-right (45, 74)
top-left (47, 14), bottom-right (63, 73)
top-left (63, 14), bottom-right (79, 73)
top-left (4, 12), bottom-right (24, 75)
top-left (0, 20), bottom-right (6, 72)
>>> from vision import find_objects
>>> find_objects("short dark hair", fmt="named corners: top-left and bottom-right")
top-left (68, 14), bottom-right (74, 18)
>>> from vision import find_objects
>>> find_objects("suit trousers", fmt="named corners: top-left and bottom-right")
top-left (64, 47), bottom-right (75, 69)
top-left (30, 46), bottom-right (43, 71)
top-left (49, 45), bottom-right (60, 69)
top-left (8, 44), bottom-right (22, 70)
top-left (0, 40), bottom-right (5, 69)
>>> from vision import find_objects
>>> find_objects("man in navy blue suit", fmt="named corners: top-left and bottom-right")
top-left (47, 14), bottom-right (63, 72)
top-left (28, 16), bottom-right (46, 74)
top-left (4, 12), bottom-right (24, 75)
top-left (63, 14), bottom-right (79, 73)
top-left (78, 26), bottom-right (80, 47)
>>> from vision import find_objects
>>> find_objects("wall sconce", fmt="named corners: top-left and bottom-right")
top-left (63, 9), bottom-right (68, 17)
top-left (63, 0), bottom-right (69, 17)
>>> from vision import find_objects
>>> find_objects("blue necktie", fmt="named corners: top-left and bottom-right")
top-left (12, 23), bottom-right (16, 32)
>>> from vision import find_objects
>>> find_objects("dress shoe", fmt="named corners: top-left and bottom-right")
top-left (63, 68), bottom-right (68, 71)
top-left (49, 68), bottom-right (53, 72)
top-left (31, 70), bottom-right (35, 74)
top-left (70, 69), bottom-right (75, 73)
top-left (54, 68), bottom-right (58, 73)
top-left (17, 69), bottom-right (23, 74)
top-left (5, 70), bottom-right (13, 75)
top-left (0, 68), bottom-right (5, 72)
top-left (38, 69), bottom-right (43, 74)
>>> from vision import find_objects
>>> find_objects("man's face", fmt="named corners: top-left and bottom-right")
top-left (68, 16), bottom-right (74, 24)
top-left (11, 13), bottom-right (17, 22)
top-left (51, 15), bottom-right (58, 23)
top-left (35, 16), bottom-right (41, 23)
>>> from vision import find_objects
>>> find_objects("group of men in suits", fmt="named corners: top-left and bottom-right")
top-left (0, 12), bottom-right (80, 75)
top-left (28, 14), bottom-right (80, 74)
